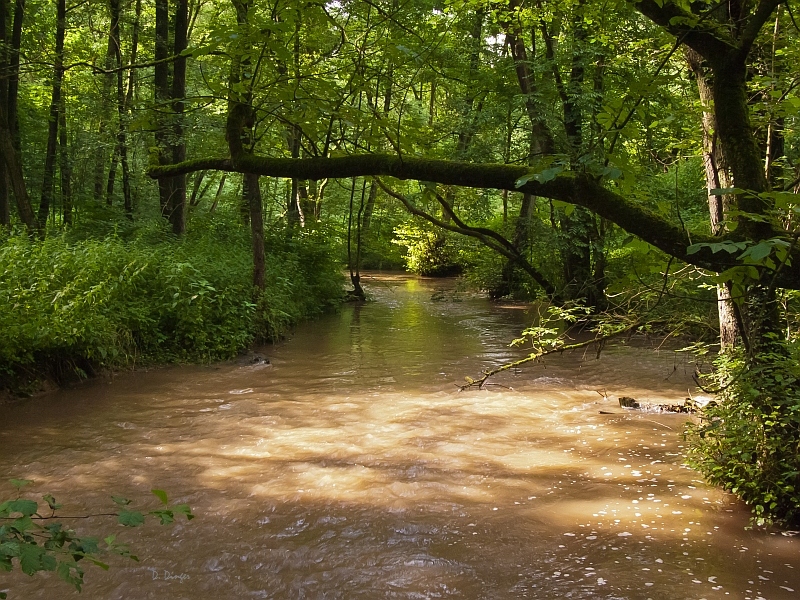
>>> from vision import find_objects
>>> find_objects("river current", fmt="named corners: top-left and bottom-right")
top-left (1, 274), bottom-right (799, 599)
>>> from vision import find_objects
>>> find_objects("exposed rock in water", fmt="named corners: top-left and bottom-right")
top-left (237, 354), bottom-right (271, 368)
top-left (618, 396), bottom-right (639, 409)
top-left (617, 396), bottom-right (714, 413)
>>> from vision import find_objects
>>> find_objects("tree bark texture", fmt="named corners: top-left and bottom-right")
top-left (686, 48), bottom-right (740, 349)
top-left (169, 0), bottom-right (188, 234)
top-left (228, 0), bottom-right (266, 290)
top-left (0, 103), bottom-right (36, 232)
top-left (154, 0), bottom-right (172, 216)
top-left (58, 97), bottom-right (72, 225)
top-left (37, 0), bottom-right (66, 230)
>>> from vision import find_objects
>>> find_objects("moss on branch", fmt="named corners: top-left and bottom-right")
top-left (146, 153), bottom-right (800, 288)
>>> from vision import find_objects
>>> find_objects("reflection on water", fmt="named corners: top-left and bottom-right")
top-left (1, 273), bottom-right (799, 599)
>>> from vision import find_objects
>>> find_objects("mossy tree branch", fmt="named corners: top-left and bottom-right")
top-left (148, 153), bottom-right (800, 289)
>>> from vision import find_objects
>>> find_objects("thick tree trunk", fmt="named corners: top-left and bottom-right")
top-left (0, 0), bottom-right (33, 232)
top-left (228, 0), bottom-right (265, 290)
top-left (686, 48), bottom-right (741, 349)
top-left (0, 104), bottom-right (36, 232)
top-left (37, 0), bottom-right (66, 230)
top-left (492, 11), bottom-right (561, 299)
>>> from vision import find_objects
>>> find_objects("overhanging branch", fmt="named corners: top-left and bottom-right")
top-left (147, 153), bottom-right (800, 289)
top-left (375, 178), bottom-right (558, 298)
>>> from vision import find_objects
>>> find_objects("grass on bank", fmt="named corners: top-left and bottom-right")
top-left (0, 215), bottom-right (344, 392)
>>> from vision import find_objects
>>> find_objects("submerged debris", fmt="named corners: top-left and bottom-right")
top-left (617, 396), bottom-right (713, 413)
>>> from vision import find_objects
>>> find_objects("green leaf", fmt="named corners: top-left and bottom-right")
top-left (111, 496), bottom-right (131, 506)
top-left (85, 557), bottom-right (110, 570)
top-left (9, 479), bottom-right (33, 490)
top-left (117, 510), bottom-right (145, 527)
top-left (7, 499), bottom-right (38, 517)
top-left (19, 544), bottom-right (48, 575)
top-left (172, 504), bottom-right (194, 520)
top-left (739, 242), bottom-right (772, 262)
top-left (151, 489), bottom-right (169, 505)
top-left (42, 494), bottom-right (62, 511)
top-left (152, 510), bottom-right (174, 525)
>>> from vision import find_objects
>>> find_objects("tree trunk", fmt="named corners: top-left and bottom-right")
top-left (687, 48), bottom-right (741, 349)
top-left (0, 159), bottom-right (8, 227)
top-left (555, 5), bottom-right (605, 308)
top-left (228, 0), bottom-right (265, 290)
top-left (0, 104), bottom-right (36, 233)
top-left (209, 173), bottom-right (226, 213)
top-left (169, 0), bottom-right (188, 234)
top-left (189, 170), bottom-right (208, 206)
top-left (0, 0), bottom-right (33, 232)
top-left (491, 10), bottom-right (559, 299)
top-left (287, 125), bottom-right (303, 226)
top-left (58, 97), bottom-right (72, 225)
top-left (0, 0), bottom-right (9, 227)
top-left (441, 8), bottom-right (484, 224)
top-left (104, 0), bottom-right (121, 206)
top-left (243, 173), bottom-right (265, 290)
top-left (126, 0), bottom-right (141, 108)
top-left (154, 0), bottom-right (172, 216)
top-left (7, 0), bottom-right (22, 150)
top-left (37, 0), bottom-right (66, 230)
top-left (95, 4), bottom-right (116, 204)
top-left (362, 180), bottom-right (377, 232)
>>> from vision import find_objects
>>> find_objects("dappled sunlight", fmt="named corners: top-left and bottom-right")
top-left (2, 275), bottom-right (799, 599)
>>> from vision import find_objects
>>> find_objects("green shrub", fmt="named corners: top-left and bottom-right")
top-left (0, 220), bottom-right (343, 389)
top-left (686, 341), bottom-right (800, 525)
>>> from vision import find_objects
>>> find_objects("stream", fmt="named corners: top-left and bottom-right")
top-left (1, 273), bottom-right (799, 599)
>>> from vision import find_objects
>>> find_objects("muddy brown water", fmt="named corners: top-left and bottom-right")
top-left (1, 274), bottom-right (799, 599)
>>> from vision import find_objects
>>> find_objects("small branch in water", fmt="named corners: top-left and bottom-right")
top-left (459, 320), bottom-right (667, 391)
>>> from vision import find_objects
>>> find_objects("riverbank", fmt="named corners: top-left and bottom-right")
top-left (0, 221), bottom-right (345, 397)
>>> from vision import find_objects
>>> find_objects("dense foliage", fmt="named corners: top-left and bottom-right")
top-left (0, 216), bottom-right (343, 391)
top-left (0, 480), bottom-right (193, 598)
top-left (688, 340), bottom-right (800, 526)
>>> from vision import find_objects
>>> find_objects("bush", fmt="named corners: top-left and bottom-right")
top-left (686, 341), bottom-right (800, 525)
top-left (0, 220), bottom-right (343, 390)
